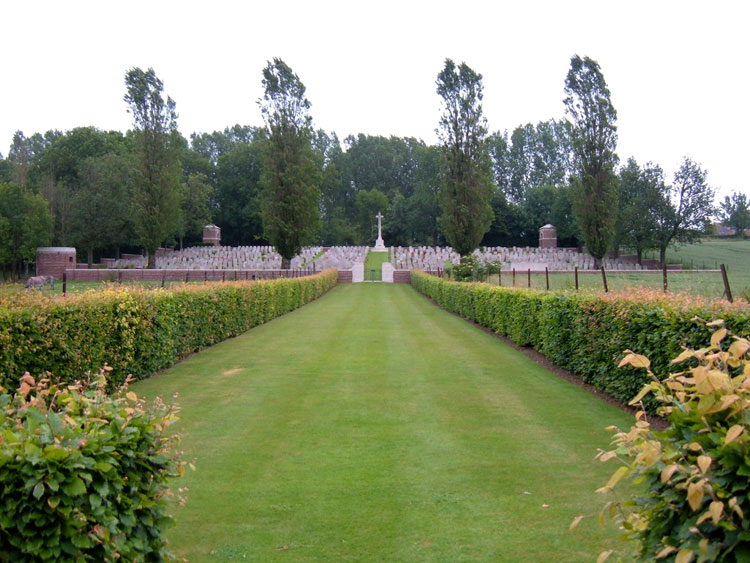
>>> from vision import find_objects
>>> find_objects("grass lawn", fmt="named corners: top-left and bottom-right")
top-left (364, 250), bottom-right (390, 281)
top-left (134, 284), bottom-right (635, 561)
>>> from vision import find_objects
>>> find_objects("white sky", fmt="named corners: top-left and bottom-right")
top-left (1, 0), bottom-right (747, 199)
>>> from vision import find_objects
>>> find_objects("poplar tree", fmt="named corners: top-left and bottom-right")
top-left (258, 58), bottom-right (320, 269)
top-left (436, 59), bottom-right (494, 256)
top-left (124, 67), bottom-right (180, 268)
top-left (564, 55), bottom-right (619, 268)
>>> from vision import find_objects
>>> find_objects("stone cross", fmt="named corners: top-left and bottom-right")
top-left (373, 212), bottom-right (386, 251)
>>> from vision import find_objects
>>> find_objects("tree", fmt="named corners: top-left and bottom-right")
top-left (652, 157), bottom-right (716, 265)
top-left (614, 158), bottom-right (664, 264)
top-left (72, 154), bottom-right (137, 265)
top-left (124, 67), bottom-right (181, 268)
top-left (564, 55), bottom-right (619, 268)
top-left (177, 172), bottom-right (213, 249)
top-left (0, 182), bottom-right (52, 279)
top-left (258, 58), bottom-right (320, 268)
top-left (355, 189), bottom-right (389, 244)
top-left (722, 191), bottom-right (750, 238)
top-left (436, 59), bottom-right (494, 255)
top-left (215, 135), bottom-right (266, 246)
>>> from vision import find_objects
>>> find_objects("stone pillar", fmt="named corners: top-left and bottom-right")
top-left (382, 262), bottom-right (394, 283)
top-left (203, 224), bottom-right (221, 246)
top-left (539, 224), bottom-right (557, 249)
top-left (373, 212), bottom-right (386, 251)
top-left (36, 247), bottom-right (76, 279)
top-left (352, 263), bottom-right (364, 283)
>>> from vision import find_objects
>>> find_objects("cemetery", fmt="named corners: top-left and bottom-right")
top-left (1, 26), bottom-right (748, 560)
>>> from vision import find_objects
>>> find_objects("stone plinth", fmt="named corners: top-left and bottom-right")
top-left (382, 262), bottom-right (394, 283)
top-left (352, 263), bottom-right (364, 283)
top-left (539, 224), bottom-right (557, 249)
top-left (203, 224), bottom-right (221, 246)
top-left (36, 247), bottom-right (76, 279)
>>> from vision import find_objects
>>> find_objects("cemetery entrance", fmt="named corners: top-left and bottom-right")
top-left (365, 266), bottom-right (382, 281)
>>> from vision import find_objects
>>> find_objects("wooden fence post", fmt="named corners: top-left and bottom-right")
top-left (62, 272), bottom-right (67, 296)
top-left (575, 266), bottom-right (579, 291)
top-left (527, 268), bottom-right (531, 288)
top-left (720, 264), bottom-right (733, 303)
top-left (545, 267), bottom-right (549, 291)
top-left (512, 268), bottom-right (516, 287)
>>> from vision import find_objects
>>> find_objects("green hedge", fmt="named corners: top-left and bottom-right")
top-left (0, 270), bottom-right (338, 389)
top-left (0, 372), bottom-right (185, 560)
top-left (411, 271), bottom-right (750, 408)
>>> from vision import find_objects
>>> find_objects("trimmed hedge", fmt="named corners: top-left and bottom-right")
top-left (411, 271), bottom-right (750, 408)
top-left (0, 371), bottom-right (185, 560)
top-left (0, 270), bottom-right (338, 388)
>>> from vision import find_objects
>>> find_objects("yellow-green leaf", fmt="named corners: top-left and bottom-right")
top-left (725, 425), bottom-right (744, 445)
top-left (728, 339), bottom-right (750, 359)
top-left (656, 545), bottom-right (677, 559)
top-left (661, 464), bottom-right (679, 483)
top-left (711, 328), bottom-right (728, 347)
top-left (688, 482), bottom-right (704, 511)
top-left (619, 352), bottom-right (651, 370)
top-left (697, 455), bottom-right (712, 474)
top-left (597, 550), bottom-right (613, 563)
top-left (628, 384), bottom-right (653, 406)
top-left (671, 349), bottom-right (695, 365)
top-left (676, 548), bottom-right (694, 563)
top-left (709, 501), bottom-right (724, 524)
top-left (569, 515), bottom-right (584, 530)
top-left (603, 466), bottom-right (629, 491)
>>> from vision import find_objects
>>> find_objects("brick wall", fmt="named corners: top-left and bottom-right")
top-left (393, 270), bottom-right (411, 283)
top-left (337, 270), bottom-right (352, 283)
top-left (36, 248), bottom-right (76, 279)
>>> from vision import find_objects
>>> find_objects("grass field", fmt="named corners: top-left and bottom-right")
top-left (364, 250), bottom-right (390, 281)
top-left (134, 284), bottom-right (635, 561)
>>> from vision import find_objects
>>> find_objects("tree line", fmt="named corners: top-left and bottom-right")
top-left (1, 56), bottom-right (747, 276)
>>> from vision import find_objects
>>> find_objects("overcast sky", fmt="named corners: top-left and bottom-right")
top-left (2, 0), bottom-right (747, 199)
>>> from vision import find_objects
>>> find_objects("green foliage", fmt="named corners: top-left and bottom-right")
top-left (584, 324), bottom-right (750, 561)
top-left (258, 58), bottom-right (320, 265)
top-left (0, 270), bottom-right (338, 389)
top-left (410, 271), bottom-right (750, 409)
top-left (124, 67), bottom-right (181, 268)
top-left (0, 369), bottom-right (185, 560)
top-left (652, 158), bottom-right (716, 265)
top-left (0, 182), bottom-right (53, 278)
top-left (449, 255), bottom-right (488, 282)
top-left (436, 59), bottom-right (494, 255)
top-left (564, 55), bottom-right (619, 266)
top-left (722, 191), bottom-right (750, 238)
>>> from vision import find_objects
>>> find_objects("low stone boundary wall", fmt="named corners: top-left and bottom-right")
top-left (65, 269), bottom-right (317, 283)
top-left (393, 270), bottom-right (411, 283)
top-left (337, 270), bottom-right (353, 283)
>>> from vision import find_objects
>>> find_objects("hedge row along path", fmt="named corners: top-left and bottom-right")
top-left (134, 284), bottom-right (634, 561)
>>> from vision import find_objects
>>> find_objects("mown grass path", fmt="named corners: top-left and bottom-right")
top-left (134, 284), bottom-right (634, 561)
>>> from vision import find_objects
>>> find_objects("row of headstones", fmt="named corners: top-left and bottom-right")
top-left (313, 246), bottom-right (369, 270)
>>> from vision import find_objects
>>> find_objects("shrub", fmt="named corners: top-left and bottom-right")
top-left (577, 323), bottom-right (750, 562)
top-left (0, 369), bottom-right (186, 560)
top-left (0, 270), bottom-right (338, 389)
